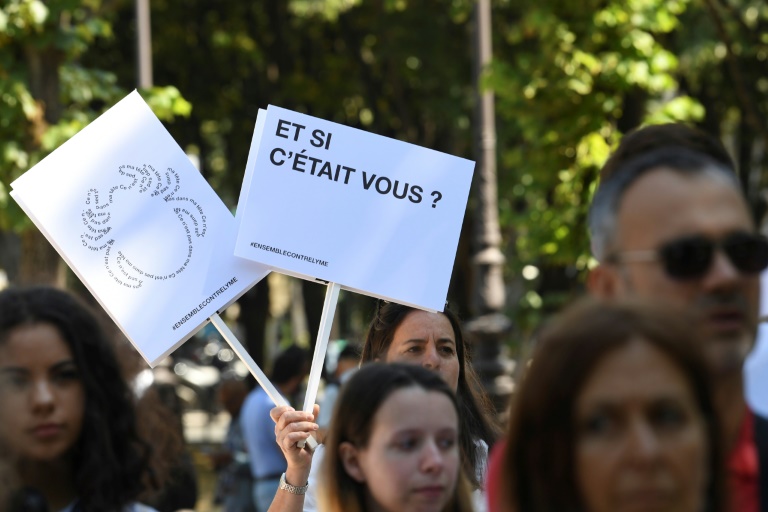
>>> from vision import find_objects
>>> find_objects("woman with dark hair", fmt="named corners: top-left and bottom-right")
top-left (362, 302), bottom-right (498, 484)
top-left (0, 286), bottom-right (156, 511)
top-left (318, 363), bottom-right (473, 512)
top-left (268, 302), bottom-right (499, 512)
top-left (487, 297), bottom-right (725, 512)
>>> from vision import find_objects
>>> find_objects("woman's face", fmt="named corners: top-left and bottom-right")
top-left (342, 387), bottom-right (461, 512)
top-left (0, 323), bottom-right (85, 462)
top-left (384, 311), bottom-right (460, 393)
top-left (574, 338), bottom-right (709, 512)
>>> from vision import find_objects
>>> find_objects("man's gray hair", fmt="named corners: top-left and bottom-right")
top-left (588, 146), bottom-right (740, 262)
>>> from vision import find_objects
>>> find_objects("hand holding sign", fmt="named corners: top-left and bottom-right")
top-left (235, 106), bottom-right (474, 444)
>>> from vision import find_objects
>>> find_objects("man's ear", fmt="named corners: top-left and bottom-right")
top-left (339, 441), bottom-right (366, 483)
top-left (587, 264), bottom-right (620, 298)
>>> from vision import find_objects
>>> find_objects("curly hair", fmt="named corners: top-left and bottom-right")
top-left (0, 286), bottom-right (151, 511)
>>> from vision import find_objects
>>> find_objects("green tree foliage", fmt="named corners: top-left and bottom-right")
top-left (80, 0), bottom-right (483, 339)
top-left (84, 0), bottom-right (477, 206)
top-left (2, 0), bottom-right (766, 339)
top-left (487, 0), bottom-right (768, 331)
top-left (0, 0), bottom-right (189, 233)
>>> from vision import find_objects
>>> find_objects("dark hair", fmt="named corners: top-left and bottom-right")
top-left (361, 301), bottom-right (499, 488)
top-left (601, 123), bottom-right (735, 181)
top-left (588, 123), bottom-right (740, 261)
top-left (319, 363), bottom-right (474, 512)
top-left (337, 342), bottom-right (360, 362)
top-left (0, 286), bottom-right (151, 511)
top-left (271, 344), bottom-right (308, 385)
top-left (500, 297), bottom-right (725, 512)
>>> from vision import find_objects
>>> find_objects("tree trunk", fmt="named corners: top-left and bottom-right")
top-left (18, 227), bottom-right (65, 287)
top-left (18, 44), bottom-right (65, 286)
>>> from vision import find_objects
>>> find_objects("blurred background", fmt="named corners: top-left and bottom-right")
top-left (2, 0), bottom-right (767, 509)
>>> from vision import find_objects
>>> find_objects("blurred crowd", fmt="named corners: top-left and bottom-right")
top-left (2, 122), bottom-right (767, 512)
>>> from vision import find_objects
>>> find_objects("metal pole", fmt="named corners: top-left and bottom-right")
top-left (136, 0), bottom-right (153, 88)
top-left (466, 0), bottom-right (514, 414)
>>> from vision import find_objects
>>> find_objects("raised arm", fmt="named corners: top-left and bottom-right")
top-left (265, 404), bottom-right (319, 512)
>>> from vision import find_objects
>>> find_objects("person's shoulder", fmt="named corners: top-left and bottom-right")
top-left (240, 389), bottom-right (258, 411)
top-left (243, 386), bottom-right (259, 402)
top-left (751, 407), bottom-right (768, 441)
top-left (475, 438), bottom-right (489, 461)
top-left (240, 389), bottom-right (264, 427)
top-left (253, 386), bottom-right (278, 412)
top-left (752, 407), bottom-right (768, 423)
top-left (320, 382), bottom-right (340, 402)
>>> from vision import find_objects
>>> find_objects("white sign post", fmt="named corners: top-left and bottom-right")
top-left (9, 91), bottom-right (284, 405)
top-left (235, 106), bottom-right (475, 444)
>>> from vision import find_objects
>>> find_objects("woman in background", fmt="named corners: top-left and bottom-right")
top-left (318, 362), bottom-right (473, 512)
top-left (361, 302), bottom-right (498, 485)
top-left (0, 286), bottom-right (156, 511)
top-left (269, 301), bottom-right (499, 512)
top-left (487, 297), bottom-right (725, 512)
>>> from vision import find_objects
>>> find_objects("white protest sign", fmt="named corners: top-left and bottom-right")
top-left (11, 90), bottom-right (270, 366)
top-left (234, 106), bottom-right (474, 312)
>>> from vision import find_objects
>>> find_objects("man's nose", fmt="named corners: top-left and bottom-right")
top-left (702, 248), bottom-right (741, 291)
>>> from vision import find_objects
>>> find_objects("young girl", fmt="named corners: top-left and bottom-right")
top-left (318, 362), bottom-right (473, 512)
top-left (270, 302), bottom-right (498, 512)
top-left (0, 286), bottom-right (156, 511)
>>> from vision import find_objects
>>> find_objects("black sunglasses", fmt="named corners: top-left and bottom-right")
top-left (608, 232), bottom-right (768, 280)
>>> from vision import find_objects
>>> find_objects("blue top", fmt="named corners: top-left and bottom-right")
top-left (240, 387), bottom-right (288, 479)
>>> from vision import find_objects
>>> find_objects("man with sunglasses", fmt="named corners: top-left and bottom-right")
top-left (587, 123), bottom-right (768, 512)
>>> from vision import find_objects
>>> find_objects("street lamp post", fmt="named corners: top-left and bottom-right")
top-left (136, 0), bottom-right (153, 88)
top-left (466, 0), bottom-right (515, 415)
